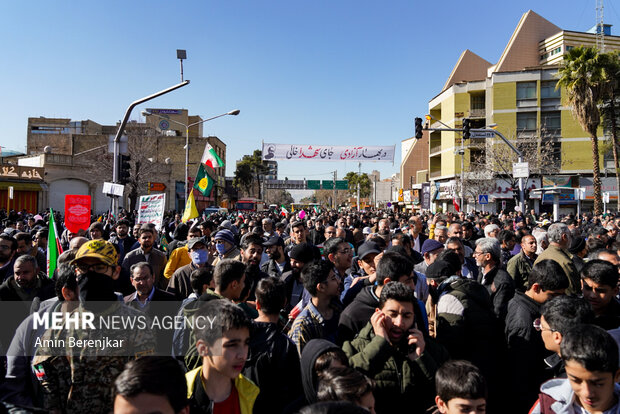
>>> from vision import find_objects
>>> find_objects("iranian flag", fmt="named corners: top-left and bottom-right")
top-left (46, 208), bottom-right (63, 278)
top-left (200, 143), bottom-right (225, 169)
top-left (281, 205), bottom-right (288, 217)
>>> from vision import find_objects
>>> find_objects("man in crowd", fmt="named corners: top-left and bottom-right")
top-left (122, 225), bottom-right (168, 291)
top-left (125, 261), bottom-right (175, 307)
top-left (338, 251), bottom-right (419, 344)
top-left (535, 223), bottom-right (580, 295)
top-left (14, 232), bottom-right (46, 272)
top-left (414, 239), bottom-right (444, 274)
top-left (343, 282), bottom-right (449, 414)
top-left (211, 229), bottom-right (240, 266)
top-left (167, 237), bottom-right (212, 300)
top-left (289, 260), bottom-right (342, 354)
top-left (504, 260), bottom-right (568, 414)
top-left (580, 260), bottom-right (620, 330)
top-left (507, 234), bottom-right (538, 292)
top-left (109, 219), bottom-right (136, 264)
top-left (474, 237), bottom-right (515, 320)
top-left (261, 235), bottom-right (290, 278)
top-left (408, 215), bottom-right (427, 253)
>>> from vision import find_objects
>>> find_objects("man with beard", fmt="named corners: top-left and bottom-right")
top-left (309, 219), bottom-right (325, 246)
top-left (534, 223), bottom-right (580, 295)
top-left (407, 216), bottom-right (427, 253)
top-left (377, 219), bottom-right (391, 243)
top-left (109, 219), bottom-right (136, 264)
top-left (240, 234), bottom-right (269, 303)
top-left (14, 232), bottom-right (46, 273)
top-left (507, 234), bottom-right (538, 292)
top-left (122, 225), bottom-right (168, 291)
top-left (261, 235), bottom-right (290, 278)
top-left (0, 255), bottom-right (54, 303)
top-left (32, 239), bottom-right (155, 414)
top-left (282, 243), bottom-right (316, 316)
top-left (474, 237), bottom-right (515, 321)
top-left (0, 234), bottom-right (17, 282)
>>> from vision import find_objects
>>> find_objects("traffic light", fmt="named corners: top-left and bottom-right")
top-left (462, 118), bottom-right (471, 139)
top-left (512, 187), bottom-right (520, 202)
top-left (119, 155), bottom-right (131, 184)
top-left (414, 117), bottom-right (423, 139)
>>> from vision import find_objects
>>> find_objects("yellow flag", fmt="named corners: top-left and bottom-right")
top-left (182, 191), bottom-right (199, 223)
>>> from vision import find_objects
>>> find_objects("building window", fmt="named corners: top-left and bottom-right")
top-left (517, 112), bottom-right (537, 131)
top-left (517, 82), bottom-right (537, 100)
top-left (540, 81), bottom-right (560, 99)
top-left (541, 111), bottom-right (561, 134)
top-left (470, 94), bottom-right (485, 110)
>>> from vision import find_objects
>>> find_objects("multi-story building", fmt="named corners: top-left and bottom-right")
top-left (18, 111), bottom-right (227, 213)
top-left (425, 10), bottom-right (620, 213)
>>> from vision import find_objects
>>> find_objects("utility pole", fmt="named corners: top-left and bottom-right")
top-left (374, 174), bottom-right (377, 208)
top-left (357, 162), bottom-right (361, 211)
top-left (333, 170), bottom-right (337, 209)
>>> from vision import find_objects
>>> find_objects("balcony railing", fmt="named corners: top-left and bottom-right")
top-left (430, 144), bottom-right (442, 154)
top-left (469, 108), bottom-right (486, 118)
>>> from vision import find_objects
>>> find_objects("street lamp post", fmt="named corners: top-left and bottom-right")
top-left (142, 109), bottom-right (240, 204)
top-left (112, 80), bottom-right (190, 216)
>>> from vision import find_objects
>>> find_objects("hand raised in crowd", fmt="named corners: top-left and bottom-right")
top-left (406, 328), bottom-right (425, 361)
top-left (371, 308), bottom-right (389, 341)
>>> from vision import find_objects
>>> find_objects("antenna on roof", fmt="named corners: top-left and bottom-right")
top-left (597, 0), bottom-right (605, 52)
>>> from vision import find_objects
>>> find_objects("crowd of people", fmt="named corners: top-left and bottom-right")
top-left (0, 206), bottom-right (618, 413)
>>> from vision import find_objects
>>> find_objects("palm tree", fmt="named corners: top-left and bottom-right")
top-left (557, 47), bottom-right (607, 214)
top-left (599, 51), bottom-right (620, 212)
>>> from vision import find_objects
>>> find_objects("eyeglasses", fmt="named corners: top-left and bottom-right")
top-left (532, 318), bottom-right (553, 332)
top-left (0, 245), bottom-right (11, 250)
top-left (472, 251), bottom-right (485, 257)
top-left (76, 263), bottom-right (110, 274)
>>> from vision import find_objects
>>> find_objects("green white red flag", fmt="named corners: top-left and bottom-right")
top-left (200, 143), bottom-right (225, 169)
top-left (46, 208), bottom-right (63, 278)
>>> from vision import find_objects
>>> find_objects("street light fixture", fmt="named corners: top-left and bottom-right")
top-left (142, 109), bottom-right (240, 204)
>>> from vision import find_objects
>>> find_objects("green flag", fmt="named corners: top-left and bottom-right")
top-left (46, 208), bottom-right (63, 278)
top-left (193, 163), bottom-right (215, 196)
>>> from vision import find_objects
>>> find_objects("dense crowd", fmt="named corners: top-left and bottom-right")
top-left (0, 206), bottom-right (619, 413)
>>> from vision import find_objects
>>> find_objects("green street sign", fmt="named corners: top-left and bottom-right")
top-left (335, 180), bottom-right (348, 190)
top-left (322, 180), bottom-right (334, 190)
top-left (307, 180), bottom-right (321, 190)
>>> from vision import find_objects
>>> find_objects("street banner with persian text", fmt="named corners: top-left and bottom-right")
top-left (262, 143), bottom-right (395, 162)
top-left (64, 195), bottom-right (91, 233)
top-left (137, 193), bottom-right (166, 230)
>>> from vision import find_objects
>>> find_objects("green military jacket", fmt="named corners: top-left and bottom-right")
top-left (342, 322), bottom-right (449, 414)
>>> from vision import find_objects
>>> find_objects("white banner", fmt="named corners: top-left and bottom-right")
top-left (137, 194), bottom-right (166, 230)
top-left (262, 143), bottom-right (395, 162)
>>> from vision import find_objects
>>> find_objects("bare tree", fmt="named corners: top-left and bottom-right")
top-left (461, 126), bottom-right (568, 208)
top-left (76, 123), bottom-right (172, 211)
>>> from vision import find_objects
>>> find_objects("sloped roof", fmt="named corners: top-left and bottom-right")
top-left (494, 10), bottom-right (561, 73)
top-left (442, 50), bottom-right (492, 92)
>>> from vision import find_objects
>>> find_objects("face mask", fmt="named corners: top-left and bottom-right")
top-left (216, 244), bottom-right (228, 256)
top-left (190, 249), bottom-right (209, 265)
top-left (78, 271), bottom-right (117, 305)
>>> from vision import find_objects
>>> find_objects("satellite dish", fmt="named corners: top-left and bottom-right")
top-left (43, 146), bottom-right (52, 154)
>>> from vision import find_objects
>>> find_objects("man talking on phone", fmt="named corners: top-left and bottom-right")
top-left (342, 282), bottom-right (449, 414)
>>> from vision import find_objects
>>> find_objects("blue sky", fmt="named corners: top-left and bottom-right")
top-left (2, 1), bottom-right (618, 197)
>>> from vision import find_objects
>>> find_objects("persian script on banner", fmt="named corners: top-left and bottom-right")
top-left (262, 143), bottom-right (395, 162)
top-left (137, 194), bottom-right (166, 230)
